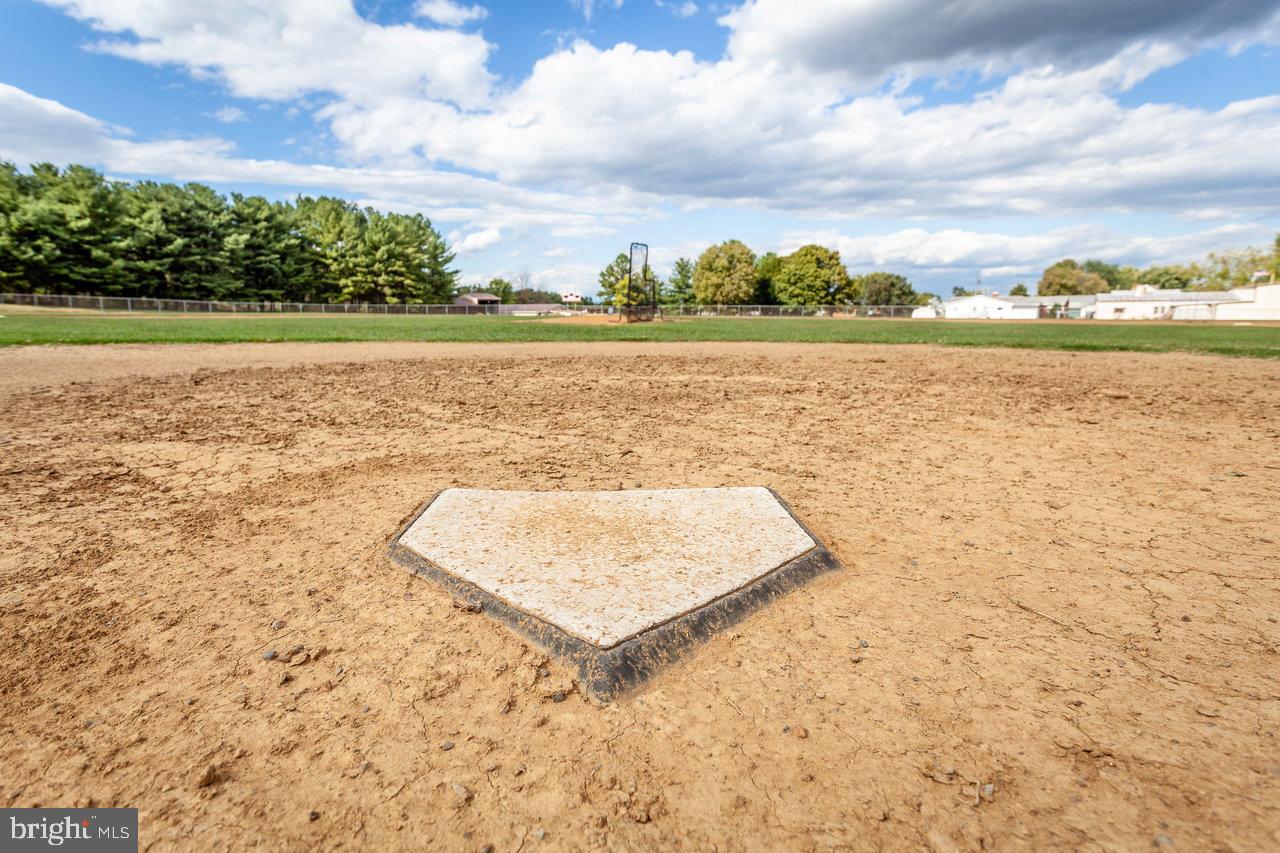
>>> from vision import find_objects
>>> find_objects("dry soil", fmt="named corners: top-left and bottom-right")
top-left (1, 341), bottom-right (1278, 851)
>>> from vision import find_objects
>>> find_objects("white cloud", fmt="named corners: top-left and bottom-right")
top-left (655, 0), bottom-right (696, 17)
top-left (41, 0), bottom-right (495, 109)
top-left (414, 0), bottom-right (487, 27)
top-left (722, 0), bottom-right (1280, 81)
top-left (779, 223), bottom-right (1278, 279)
top-left (451, 226), bottom-right (502, 253)
top-left (319, 40), bottom-right (1280, 220)
top-left (569, 0), bottom-right (623, 22)
top-left (210, 105), bottom-right (246, 123)
top-left (18, 0), bottom-right (1280, 275)
top-left (0, 83), bottom-right (653, 240)
top-left (0, 83), bottom-right (111, 167)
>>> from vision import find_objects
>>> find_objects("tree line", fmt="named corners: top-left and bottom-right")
top-left (0, 162), bottom-right (459, 303)
top-left (598, 241), bottom-right (933, 307)
top-left (1020, 242), bottom-right (1280, 297)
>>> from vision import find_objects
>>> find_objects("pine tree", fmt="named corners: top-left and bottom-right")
top-left (662, 257), bottom-right (694, 305)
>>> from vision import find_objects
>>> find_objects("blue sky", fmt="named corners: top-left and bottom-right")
top-left (2, 0), bottom-right (1278, 297)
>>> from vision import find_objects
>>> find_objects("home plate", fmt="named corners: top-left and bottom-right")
top-left (386, 487), bottom-right (842, 701)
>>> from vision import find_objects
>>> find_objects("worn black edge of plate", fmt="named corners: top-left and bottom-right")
top-left (385, 488), bottom-right (843, 703)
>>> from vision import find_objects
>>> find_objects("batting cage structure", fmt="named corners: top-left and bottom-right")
top-left (623, 241), bottom-right (660, 322)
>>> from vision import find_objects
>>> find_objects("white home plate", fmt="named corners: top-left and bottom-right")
top-left (387, 487), bottom-right (841, 701)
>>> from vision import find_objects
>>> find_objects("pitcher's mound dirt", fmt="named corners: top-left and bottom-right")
top-left (0, 341), bottom-right (1277, 850)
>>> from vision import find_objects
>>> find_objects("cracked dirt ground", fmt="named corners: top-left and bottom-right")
top-left (1, 341), bottom-right (1278, 850)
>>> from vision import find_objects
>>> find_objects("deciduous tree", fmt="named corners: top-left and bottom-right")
top-left (773, 244), bottom-right (850, 305)
top-left (853, 271), bottom-right (917, 305)
top-left (693, 240), bottom-right (757, 304)
top-left (1037, 259), bottom-right (1110, 295)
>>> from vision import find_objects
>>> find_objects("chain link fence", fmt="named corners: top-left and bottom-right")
top-left (0, 292), bottom-right (926, 318)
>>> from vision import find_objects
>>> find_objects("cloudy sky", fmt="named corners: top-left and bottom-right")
top-left (2, 0), bottom-right (1279, 296)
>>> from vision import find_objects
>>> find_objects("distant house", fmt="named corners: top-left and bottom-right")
top-left (560, 291), bottom-right (584, 304)
top-left (941, 292), bottom-right (1097, 319)
top-left (454, 292), bottom-right (500, 307)
top-left (942, 293), bottom-right (1039, 319)
top-left (1029, 294), bottom-right (1097, 319)
top-left (1170, 283), bottom-right (1280, 321)
top-left (1094, 285), bottom-right (1242, 320)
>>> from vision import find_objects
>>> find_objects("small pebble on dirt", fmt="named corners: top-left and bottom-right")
top-left (196, 764), bottom-right (219, 788)
top-left (533, 827), bottom-right (546, 840)
top-left (792, 726), bottom-right (809, 739)
top-left (550, 691), bottom-right (566, 703)
top-left (262, 650), bottom-right (277, 661)
top-left (362, 705), bottom-right (371, 713)
top-left (440, 741), bottom-right (454, 751)
top-left (185, 698), bottom-right (194, 706)
top-left (271, 620), bottom-right (285, 631)
top-left (852, 655), bottom-right (864, 663)
top-left (451, 782), bottom-right (473, 803)
top-left (309, 810), bottom-right (320, 822)
top-left (859, 639), bottom-right (869, 648)
top-left (1181, 615), bottom-right (1192, 622)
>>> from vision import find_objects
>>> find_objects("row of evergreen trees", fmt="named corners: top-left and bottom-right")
top-left (0, 162), bottom-right (459, 303)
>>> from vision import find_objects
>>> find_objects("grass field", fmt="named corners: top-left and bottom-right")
top-left (2, 308), bottom-right (1279, 357)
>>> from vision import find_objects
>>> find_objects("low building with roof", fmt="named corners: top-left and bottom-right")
top-left (454, 292), bottom-right (500, 308)
top-left (1170, 283), bottom-right (1280, 321)
top-left (1094, 285), bottom-right (1244, 320)
top-left (940, 292), bottom-right (1096, 319)
top-left (942, 293), bottom-right (1038, 319)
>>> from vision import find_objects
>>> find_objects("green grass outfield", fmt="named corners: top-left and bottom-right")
top-left (1, 310), bottom-right (1278, 358)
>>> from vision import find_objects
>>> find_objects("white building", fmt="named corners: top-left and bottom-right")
top-left (1030, 294), bottom-right (1097, 318)
top-left (1170, 284), bottom-right (1280, 321)
top-left (942, 293), bottom-right (1039, 319)
top-left (940, 293), bottom-right (1096, 319)
top-left (1094, 284), bottom-right (1244, 320)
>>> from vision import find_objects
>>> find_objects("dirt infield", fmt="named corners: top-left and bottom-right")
top-left (1, 341), bottom-right (1278, 850)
